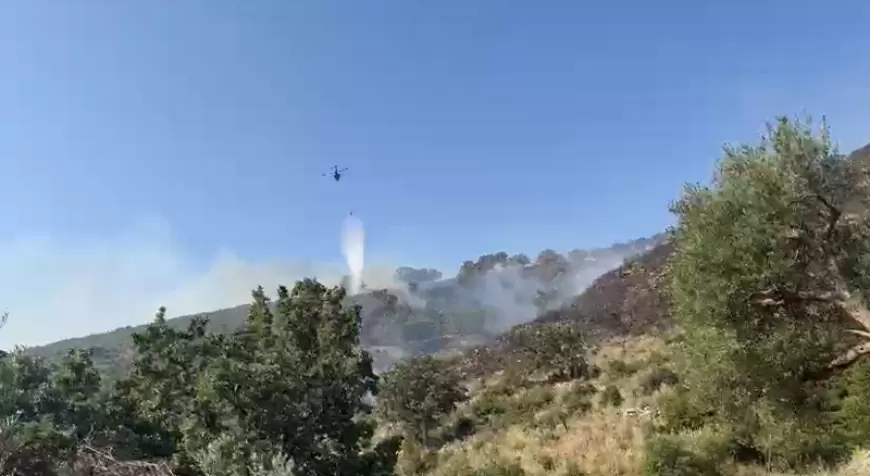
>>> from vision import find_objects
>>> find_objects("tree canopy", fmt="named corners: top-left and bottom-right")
top-left (377, 355), bottom-right (466, 446)
top-left (0, 279), bottom-right (398, 476)
top-left (668, 116), bottom-right (870, 466)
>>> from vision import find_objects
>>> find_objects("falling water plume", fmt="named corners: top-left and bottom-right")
top-left (341, 213), bottom-right (366, 295)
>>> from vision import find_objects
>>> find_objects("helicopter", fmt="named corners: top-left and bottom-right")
top-left (323, 165), bottom-right (348, 182)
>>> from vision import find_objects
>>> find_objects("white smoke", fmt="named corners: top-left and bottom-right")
top-left (340, 214), bottom-right (366, 295)
top-left (0, 216), bottom-right (408, 349)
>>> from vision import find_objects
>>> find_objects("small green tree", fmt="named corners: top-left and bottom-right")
top-left (600, 385), bottom-right (623, 407)
top-left (51, 349), bottom-right (104, 441)
top-left (506, 323), bottom-right (588, 381)
top-left (0, 349), bottom-right (106, 475)
top-left (378, 355), bottom-right (467, 446)
top-left (191, 279), bottom-right (390, 476)
top-left (112, 306), bottom-right (223, 464)
top-left (834, 357), bottom-right (870, 445)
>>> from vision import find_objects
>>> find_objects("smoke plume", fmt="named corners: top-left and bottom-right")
top-left (0, 216), bottom-right (405, 349)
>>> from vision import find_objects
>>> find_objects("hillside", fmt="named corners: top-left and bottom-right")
top-left (26, 233), bottom-right (666, 377)
top-left (534, 239), bottom-right (673, 335)
top-left (450, 238), bottom-right (675, 380)
top-left (5, 120), bottom-right (870, 476)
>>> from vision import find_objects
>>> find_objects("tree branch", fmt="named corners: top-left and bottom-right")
top-left (840, 294), bottom-right (870, 334)
top-left (752, 283), bottom-right (870, 371)
top-left (814, 192), bottom-right (842, 242)
top-left (829, 341), bottom-right (870, 369)
top-left (754, 285), bottom-right (870, 333)
top-left (752, 288), bottom-right (840, 307)
top-left (846, 329), bottom-right (870, 339)
top-left (825, 293), bottom-right (870, 370)
top-left (753, 189), bottom-right (870, 372)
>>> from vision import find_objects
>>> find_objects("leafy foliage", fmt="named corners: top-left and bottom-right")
top-left (0, 279), bottom-right (396, 476)
top-left (642, 434), bottom-right (721, 476)
top-left (835, 357), bottom-right (870, 444)
top-left (668, 116), bottom-right (870, 468)
top-left (0, 349), bottom-right (106, 475)
top-left (378, 355), bottom-right (467, 445)
top-left (502, 323), bottom-right (588, 382)
top-left (639, 366), bottom-right (679, 396)
top-left (599, 385), bottom-right (623, 407)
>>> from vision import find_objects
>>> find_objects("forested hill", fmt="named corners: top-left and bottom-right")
top-left (26, 233), bottom-right (665, 377)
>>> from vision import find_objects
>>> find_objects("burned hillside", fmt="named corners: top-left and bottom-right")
top-left (445, 237), bottom-right (674, 379)
top-left (534, 238), bottom-right (674, 337)
top-left (357, 234), bottom-right (667, 361)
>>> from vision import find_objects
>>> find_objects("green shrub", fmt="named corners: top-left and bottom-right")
top-left (664, 333), bottom-right (685, 346)
top-left (690, 426), bottom-right (739, 468)
top-left (512, 387), bottom-right (554, 414)
top-left (655, 387), bottom-right (849, 471)
top-left (645, 351), bottom-right (670, 367)
top-left (600, 385), bottom-right (623, 407)
top-left (192, 433), bottom-right (298, 476)
top-left (469, 460), bottom-right (526, 476)
top-left (656, 388), bottom-right (710, 433)
top-left (755, 410), bottom-right (849, 471)
top-left (536, 409), bottom-right (569, 430)
top-left (451, 415), bottom-right (476, 441)
top-left (492, 387), bottom-right (556, 429)
top-left (471, 386), bottom-right (555, 429)
top-left (471, 391), bottom-right (510, 421)
top-left (640, 366), bottom-right (680, 395)
top-left (429, 414), bottom-right (477, 448)
top-left (378, 354), bottom-right (468, 446)
top-left (560, 461), bottom-right (587, 476)
top-left (397, 439), bottom-right (439, 476)
top-left (488, 373), bottom-right (525, 398)
top-left (0, 419), bottom-right (77, 476)
top-left (536, 454), bottom-right (556, 472)
top-left (505, 323), bottom-right (588, 382)
top-left (607, 359), bottom-right (639, 377)
top-left (562, 384), bottom-right (594, 416)
top-left (642, 434), bottom-right (721, 476)
top-left (834, 357), bottom-right (870, 445)
top-left (587, 363), bottom-right (601, 379)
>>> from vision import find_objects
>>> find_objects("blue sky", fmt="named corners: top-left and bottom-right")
top-left (1, 1), bottom-right (869, 346)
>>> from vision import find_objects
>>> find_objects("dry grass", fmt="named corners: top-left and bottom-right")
top-left (593, 334), bottom-right (668, 365)
top-left (423, 428), bottom-right (869, 476)
top-left (542, 408), bottom-right (650, 475)
top-left (404, 335), bottom-right (870, 476)
top-left (71, 445), bottom-right (175, 476)
top-left (450, 403), bottom-right (651, 476)
top-left (733, 450), bottom-right (870, 476)
top-left (426, 408), bottom-right (649, 476)
top-left (408, 337), bottom-right (667, 476)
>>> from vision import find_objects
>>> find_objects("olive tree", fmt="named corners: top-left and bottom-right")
top-left (668, 116), bottom-right (870, 465)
